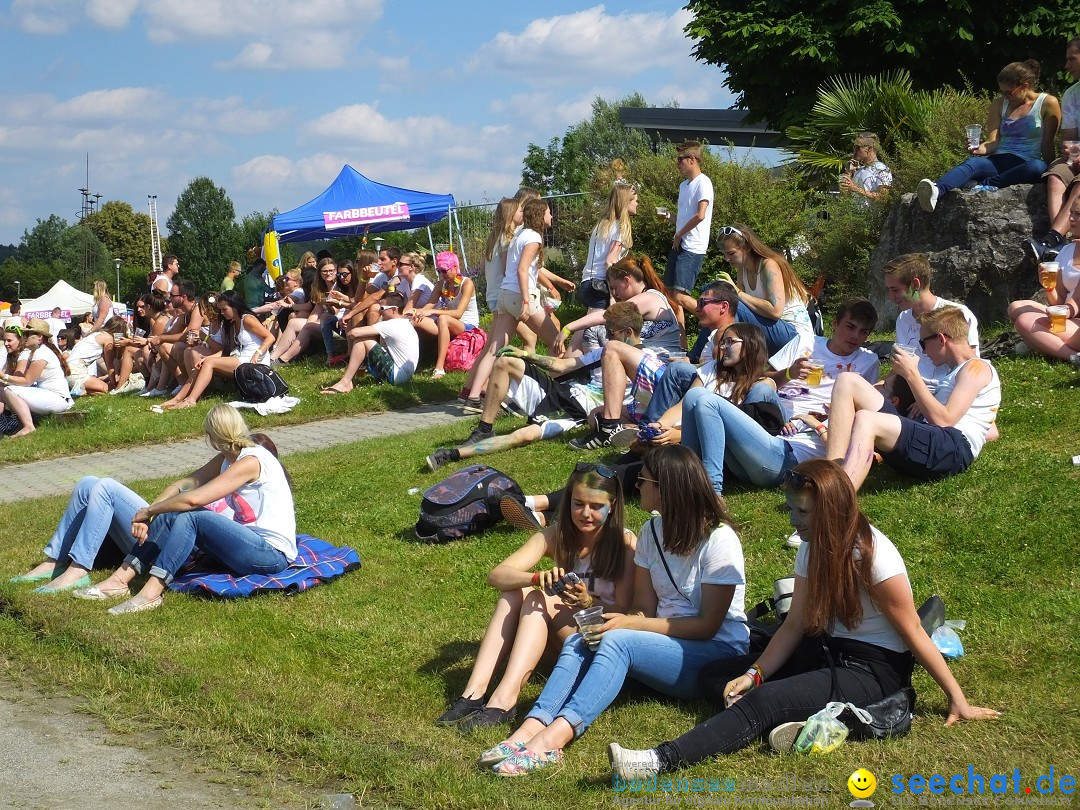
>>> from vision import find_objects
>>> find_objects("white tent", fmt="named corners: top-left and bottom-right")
top-left (18, 279), bottom-right (98, 319)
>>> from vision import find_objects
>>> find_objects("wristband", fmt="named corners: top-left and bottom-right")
top-left (745, 664), bottom-right (764, 687)
top-left (814, 424), bottom-right (826, 435)
top-left (785, 367), bottom-right (793, 381)
top-left (561, 326), bottom-right (572, 338)
top-left (530, 572), bottom-right (541, 588)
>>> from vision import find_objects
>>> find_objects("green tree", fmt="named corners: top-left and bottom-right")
top-left (683, 0), bottom-right (1080, 129)
top-left (82, 201), bottom-right (155, 275)
top-left (19, 214), bottom-right (69, 265)
top-left (166, 177), bottom-right (243, 291)
top-left (521, 94), bottom-right (660, 194)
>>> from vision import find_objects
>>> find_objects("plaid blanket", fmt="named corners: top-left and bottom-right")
top-left (167, 535), bottom-right (361, 598)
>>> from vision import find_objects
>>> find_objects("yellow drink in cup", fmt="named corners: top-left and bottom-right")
top-left (1048, 305), bottom-right (1069, 334)
top-left (1039, 262), bottom-right (1060, 291)
top-left (805, 363), bottom-right (825, 386)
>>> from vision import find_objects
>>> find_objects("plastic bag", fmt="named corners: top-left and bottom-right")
top-left (932, 625), bottom-right (965, 658)
top-left (794, 702), bottom-right (852, 754)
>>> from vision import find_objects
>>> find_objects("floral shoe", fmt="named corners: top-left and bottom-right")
top-left (477, 741), bottom-right (526, 768)
top-left (492, 746), bottom-right (563, 776)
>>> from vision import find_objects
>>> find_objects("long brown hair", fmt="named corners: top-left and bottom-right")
top-left (644, 446), bottom-right (735, 556)
top-left (485, 197), bottom-right (519, 261)
top-left (785, 459), bottom-right (875, 635)
top-left (310, 257), bottom-right (337, 305)
top-left (3, 326), bottom-right (27, 374)
top-left (520, 199), bottom-right (549, 272)
top-left (607, 255), bottom-right (678, 315)
top-left (551, 465), bottom-right (626, 582)
top-left (713, 322), bottom-right (769, 405)
top-left (28, 333), bottom-right (70, 376)
top-left (722, 224), bottom-right (808, 305)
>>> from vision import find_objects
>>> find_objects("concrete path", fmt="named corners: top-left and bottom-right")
top-left (0, 402), bottom-right (469, 504)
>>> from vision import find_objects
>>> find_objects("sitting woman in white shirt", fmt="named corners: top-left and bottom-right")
top-left (0, 319), bottom-right (73, 436)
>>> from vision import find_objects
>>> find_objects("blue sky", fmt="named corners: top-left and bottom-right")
top-left (0, 1), bottom-right (742, 245)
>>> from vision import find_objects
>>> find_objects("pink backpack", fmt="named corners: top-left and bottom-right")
top-left (444, 327), bottom-right (487, 371)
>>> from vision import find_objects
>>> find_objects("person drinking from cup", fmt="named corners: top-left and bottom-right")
top-left (839, 132), bottom-right (892, 203)
top-left (436, 463), bottom-right (636, 733)
top-left (917, 60), bottom-right (1060, 213)
top-left (478, 446), bottom-right (747, 776)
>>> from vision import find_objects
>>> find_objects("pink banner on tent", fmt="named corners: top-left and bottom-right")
top-left (24, 309), bottom-right (71, 319)
top-left (323, 203), bottom-right (410, 230)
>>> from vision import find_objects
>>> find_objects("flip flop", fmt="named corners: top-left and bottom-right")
top-left (320, 387), bottom-right (349, 395)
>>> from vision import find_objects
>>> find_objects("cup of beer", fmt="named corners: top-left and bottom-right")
top-left (1039, 262), bottom-right (1060, 291)
top-left (1047, 305), bottom-right (1069, 334)
top-left (185, 329), bottom-right (199, 345)
top-left (805, 362), bottom-right (825, 386)
top-left (655, 206), bottom-right (670, 221)
top-left (965, 124), bottom-right (983, 150)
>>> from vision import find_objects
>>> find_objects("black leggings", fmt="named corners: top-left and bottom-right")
top-left (656, 639), bottom-right (902, 769)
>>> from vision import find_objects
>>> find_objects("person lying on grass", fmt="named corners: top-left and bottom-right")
top-left (479, 446), bottom-right (747, 776)
top-left (79, 404), bottom-right (296, 615)
top-left (608, 459), bottom-right (1000, 781)
top-left (436, 462), bottom-right (636, 733)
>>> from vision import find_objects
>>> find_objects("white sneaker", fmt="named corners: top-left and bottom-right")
top-left (916, 178), bottom-right (939, 212)
top-left (608, 742), bottom-right (659, 781)
top-left (785, 531), bottom-right (803, 549)
top-left (768, 721), bottom-right (805, 753)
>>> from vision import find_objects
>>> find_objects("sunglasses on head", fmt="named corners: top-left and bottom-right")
top-left (5, 325), bottom-right (23, 337)
top-left (575, 461), bottom-right (617, 479)
top-left (719, 225), bottom-right (745, 240)
top-left (379, 304), bottom-right (398, 312)
top-left (783, 469), bottom-right (814, 490)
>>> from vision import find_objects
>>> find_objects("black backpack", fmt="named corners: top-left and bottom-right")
top-left (233, 362), bottom-right (289, 403)
top-left (414, 464), bottom-right (523, 543)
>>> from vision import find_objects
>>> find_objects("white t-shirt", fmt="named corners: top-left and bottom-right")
top-left (46, 318), bottom-right (67, 342)
top-left (502, 228), bottom-right (543, 294)
top-left (1051, 241), bottom-right (1080, 295)
top-left (1062, 81), bottom-right (1080, 131)
top-left (215, 445), bottom-right (297, 561)
top-left (933, 358), bottom-right (1000, 458)
top-left (484, 240), bottom-right (508, 308)
top-left (19, 347), bottom-right (71, 398)
top-left (583, 222), bottom-right (627, 282)
top-left (409, 274), bottom-right (435, 308)
top-left (634, 519), bottom-right (748, 651)
top-left (770, 335), bottom-right (880, 414)
top-left (373, 318), bottom-right (420, 382)
top-left (694, 362), bottom-right (735, 397)
top-left (676, 173), bottom-right (714, 254)
top-left (895, 297), bottom-right (980, 385)
top-left (794, 526), bottom-right (909, 653)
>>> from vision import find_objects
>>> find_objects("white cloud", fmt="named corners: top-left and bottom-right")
top-left (188, 96), bottom-right (290, 136)
top-left (230, 155), bottom-right (296, 194)
top-left (11, 0), bottom-right (72, 34)
top-left (475, 6), bottom-right (695, 84)
top-left (305, 103), bottom-right (459, 148)
top-left (51, 87), bottom-right (164, 121)
top-left (87, 0), bottom-right (139, 29)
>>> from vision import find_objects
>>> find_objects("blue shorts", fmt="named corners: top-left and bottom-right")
top-left (664, 247), bottom-right (706, 294)
top-left (882, 417), bottom-right (974, 479)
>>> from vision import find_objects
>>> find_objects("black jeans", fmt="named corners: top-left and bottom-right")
top-left (657, 636), bottom-right (910, 768)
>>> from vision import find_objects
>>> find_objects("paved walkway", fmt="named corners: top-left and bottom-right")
top-left (0, 403), bottom-right (469, 503)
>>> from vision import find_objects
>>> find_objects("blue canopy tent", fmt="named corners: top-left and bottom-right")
top-left (271, 164), bottom-right (457, 244)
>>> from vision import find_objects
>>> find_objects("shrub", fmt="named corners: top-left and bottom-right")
top-left (891, 87), bottom-right (992, 193)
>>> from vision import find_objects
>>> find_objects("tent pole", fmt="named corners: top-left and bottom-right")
top-left (427, 226), bottom-right (436, 258)
top-left (453, 207), bottom-right (467, 271)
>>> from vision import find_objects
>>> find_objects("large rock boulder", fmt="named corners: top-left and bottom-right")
top-left (867, 184), bottom-right (1049, 328)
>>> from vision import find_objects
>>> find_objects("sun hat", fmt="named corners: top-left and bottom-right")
top-left (23, 317), bottom-right (52, 338)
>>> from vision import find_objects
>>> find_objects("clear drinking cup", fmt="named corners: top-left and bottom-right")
top-left (965, 124), bottom-right (983, 150)
top-left (1039, 262), bottom-right (1060, 291)
top-left (805, 362), bottom-right (825, 386)
top-left (1047, 305), bottom-right (1069, 334)
top-left (573, 606), bottom-right (606, 650)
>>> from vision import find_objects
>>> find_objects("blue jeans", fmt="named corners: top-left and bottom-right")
top-left (43, 476), bottom-right (145, 569)
top-left (735, 302), bottom-right (798, 355)
top-left (680, 386), bottom-right (798, 494)
top-left (125, 509), bottom-right (288, 584)
top-left (525, 629), bottom-right (743, 737)
top-left (664, 247), bottom-right (706, 294)
top-left (321, 314), bottom-right (343, 356)
top-left (937, 153), bottom-right (1047, 193)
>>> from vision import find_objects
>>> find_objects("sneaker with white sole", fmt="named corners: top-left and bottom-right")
top-left (768, 721), bottom-right (805, 753)
top-left (916, 178), bottom-right (939, 212)
top-left (608, 742), bottom-right (659, 780)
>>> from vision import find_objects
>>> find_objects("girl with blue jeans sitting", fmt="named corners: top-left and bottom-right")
top-left (479, 446), bottom-right (748, 776)
top-left (917, 59), bottom-right (1060, 212)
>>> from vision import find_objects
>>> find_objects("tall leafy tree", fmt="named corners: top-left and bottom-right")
top-left (166, 177), bottom-right (243, 291)
top-left (19, 214), bottom-right (69, 265)
top-left (82, 201), bottom-right (155, 275)
top-left (683, 0), bottom-right (1080, 128)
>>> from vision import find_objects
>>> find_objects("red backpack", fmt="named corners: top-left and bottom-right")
top-left (444, 327), bottom-right (487, 371)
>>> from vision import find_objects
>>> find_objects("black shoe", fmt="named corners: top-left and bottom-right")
top-left (1023, 236), bottom-right (1049, 265)
top-left (460, 425), bottom-right (493, 447)
top-left (458, 705), bottom-right (517, 733)
top-left (461, 397), bottom-right (484, 415)
top-left (500, 494), bottom-right (541, 531)
top-left (436, 695), bottom-right (486, 726)
top-left (569, 426), bottom-right (615, 450)
top-left (426, 449), bottom-right (456, 472)
top-left (1042, 245), bottom-right (1061, 262)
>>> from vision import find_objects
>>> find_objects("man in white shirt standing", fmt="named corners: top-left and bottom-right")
top-left (661, 141), bottom-right (714, 299)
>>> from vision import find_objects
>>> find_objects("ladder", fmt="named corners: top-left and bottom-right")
top-left (148, 194), bottom-right (162, 275)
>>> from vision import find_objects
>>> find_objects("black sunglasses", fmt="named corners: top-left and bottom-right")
top-left (575, 462), bottom-right (617, 479)
top-left (918, 333), bottom-right (942, 351)
top-left (783, 469), bottom-right (813, 490)
top-left (697, 296), bottom-right (723, 310)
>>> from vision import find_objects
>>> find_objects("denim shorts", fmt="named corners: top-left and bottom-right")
top-left (664, 248), bottom-right (706, 293)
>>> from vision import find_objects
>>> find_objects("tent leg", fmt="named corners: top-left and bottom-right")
top-left (453, 208), bottom-right (468, 272)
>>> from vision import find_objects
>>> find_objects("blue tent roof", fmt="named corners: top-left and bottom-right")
top-left (271, 164), bottom-right (455, 243)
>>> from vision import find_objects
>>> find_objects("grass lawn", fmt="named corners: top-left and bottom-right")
top-left (1, 354), bottom-right (1079, 809)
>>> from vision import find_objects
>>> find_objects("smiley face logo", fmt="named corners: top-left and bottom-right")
top-left (848, 768), bottom-right (877, 799)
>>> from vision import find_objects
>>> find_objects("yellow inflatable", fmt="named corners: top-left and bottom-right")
top-left (263, 230), bottom-right (283, 281)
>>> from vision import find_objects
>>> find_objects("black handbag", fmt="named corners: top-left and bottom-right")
top-left (0, 410), bottom-right (22, 436)
top-left (841, 686), bottom-right (917, 740)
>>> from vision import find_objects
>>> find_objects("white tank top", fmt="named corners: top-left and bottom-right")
top-left (232, 318), bottom-right (265, 363)
top-left (438, 282), bottom-right (480, 327)
top-left (933, 358), bottom-right (1000, 458)
top-left (742, 263), bottom-right (814, 336)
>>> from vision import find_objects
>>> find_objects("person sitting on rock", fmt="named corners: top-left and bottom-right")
top-left (840, 132), bottom-right (892, 203)
top-left (917, 60), bottom-right (1060, 212)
